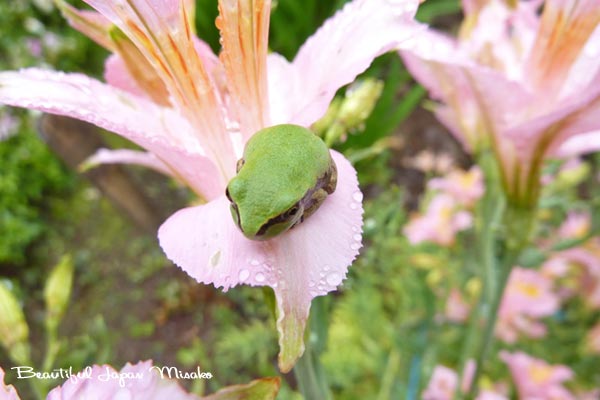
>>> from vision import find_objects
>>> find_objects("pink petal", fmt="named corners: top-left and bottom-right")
top-left (557, 130), bottom-right (600, 157)
top-left (504, 75), bottom-right (600, 162)
top-left (55, 0), bottom-right (115, 51)
top-left (268, 0), bottom-right (423, 127)
top-left (104, 54), bottom-right (147, 98)
top-left (158, 151), bottom-right (363, 372)
top-left (83, 0), bottom-right (236, 170)
top-left (0, 368), bottom-right (20, 400)
top-left (46, 361), bottom-right (200, 400)
top-left (82, 148), bottom-right (174, 177)
top-left (0, 68), bottom-right (223, 200)
top-left (217, 0), bottom-right (271, 140)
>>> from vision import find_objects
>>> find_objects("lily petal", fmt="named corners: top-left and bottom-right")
top-left (81, 148), bottom-right (175, 178)
top-left (158, 152), bottom-right (363, 371)
top-left (557, 130), bottom-right (600, 156)
top-left (104, 54), bottom-right (150, 99)
top-left (55, 0), bottom-right (115, 51)
top-left (526, 0), bottom-right (600, 95)
top-left (0, 68), bottom-right (223, 199)
top-left (46, 361), bottom-right (200, 400)
top-left (0, 368), bottom-right (19, 400)
top-left (83, 0), bottom-right (236, 172)
top-left (268, 0), bottom-right (423, 127)
top-left (217, 0), bottom-right (271, 140)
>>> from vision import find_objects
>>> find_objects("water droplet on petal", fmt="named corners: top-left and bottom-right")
top-left (349, 202), bottom-right (358, 210)
top-left (209, 250), bottom-right (221, 267)
top-left (353, 234), bottom-right (362, 241)
top-left (352, 191), bottom-right (363, 202)
top-left (238, 269), bottom-right (250, 282)
top-left (250, 259), bottom-right (260, 266)
top-left (350, 243), bottom-right (361, 250)
top-left (308, 281), bottom-right (315, 287)
top-left (326, 272), bottom-right (343, 287)
top-left (254, 272), bottom-right (265, 283)
top-left (323, 265), bottom-right (330, 271)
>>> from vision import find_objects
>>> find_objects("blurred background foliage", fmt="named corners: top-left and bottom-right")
top-left (0, 0), bottom-right (598, 399)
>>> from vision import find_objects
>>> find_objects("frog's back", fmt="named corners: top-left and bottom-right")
top-left (235, 124), bottom-right (331, 215)
top-left (243, 124), bottom-right (331, 190)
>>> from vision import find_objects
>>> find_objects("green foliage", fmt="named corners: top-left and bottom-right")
top-left (0, 121), bottom-right (73, 264)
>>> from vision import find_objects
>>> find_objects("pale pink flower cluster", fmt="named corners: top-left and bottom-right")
top-left (428, 166), bottom-right (484, 207)
top-left (444, 288), bottom-right (471, 323)
top-left (423, 362), bottom-right (507, 400)
top-left (496, 267), bottom-right (560, 343)
top-left (404, 166), bottom-right (483, 246)
top-left (557, 211), bottom-right (592, 242)
top-left (500, 351), bottom-right (575, 400)
top-left (548, 243), bottom-right (600, 309)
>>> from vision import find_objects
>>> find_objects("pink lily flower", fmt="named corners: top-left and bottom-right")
top-left (404, 193), bottom-right (473, 246)
top-left (500, 351), bottom-right (575, 400)
top-left (0, 363), bottom-right (279, 399)
top-left (428, 166), bottom-right (485, 207)
top-left (423, 362), bottom-right (507, 400)
top-left (496, 267), bottom-right (560, 343)
top-left (0, 0), bottom-right (422, 371)
top-left (400, 0), bottom-right (600, 207)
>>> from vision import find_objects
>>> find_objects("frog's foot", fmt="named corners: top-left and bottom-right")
top-left (324, 156), bottom-right (338, 194)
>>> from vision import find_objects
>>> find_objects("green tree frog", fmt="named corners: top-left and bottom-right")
top-left (226, 124), bottom-right (337, 241)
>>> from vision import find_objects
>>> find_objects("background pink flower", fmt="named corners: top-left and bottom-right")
top-left (496, 267), bottom-right (560, 343)
top-left (500, 351), bottom-right (575, 400)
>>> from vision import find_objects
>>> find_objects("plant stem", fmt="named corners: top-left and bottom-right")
top-left (464, 203), bottom-right (535, 399)
top-left (294, 296), bottom-right (332, 400)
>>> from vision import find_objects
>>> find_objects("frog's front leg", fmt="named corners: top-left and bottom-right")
top-left (301, 188), bottom-right (329, 222)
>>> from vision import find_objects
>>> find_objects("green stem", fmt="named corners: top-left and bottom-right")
top-left (456, 152), bottom-right (503, 399)
top-left (293, 296), bottom-right (332, 400)
top-left (465, 203), bottom-right (535, 399)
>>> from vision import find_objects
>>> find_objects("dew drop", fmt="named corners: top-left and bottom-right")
top-left (349, 202), bottom-right (358, 210)
top-left (209, 250), bottom-right (221, 267)
top-left (353, 233), bottom-right (362, 241)
top-left (308, 281), bottom-right (315, 288)
top-left (238, 269), bottom-right (250, 282)
top-left (250, 259), bottom-right (260, 266)
top-left (326, 272), bottom-right (343, 287)
top-left (254, 273), bottom-right (266, 283)
top-left (323, 265), bottom-right (330, 271)
top-left (350, 243), bottom-right (361, 250)
top-left (352, 191), bottom-right (363, 202)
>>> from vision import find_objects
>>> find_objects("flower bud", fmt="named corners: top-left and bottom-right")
top-left (0, 281), bottom-right (31, 364)
top-left (337, 78), bottom-right (383, 128)
top-left (44, 255), bottom-right (74, 332)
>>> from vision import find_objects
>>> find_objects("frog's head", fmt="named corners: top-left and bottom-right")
top-left (226, 176), bottom-right (304, 241)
